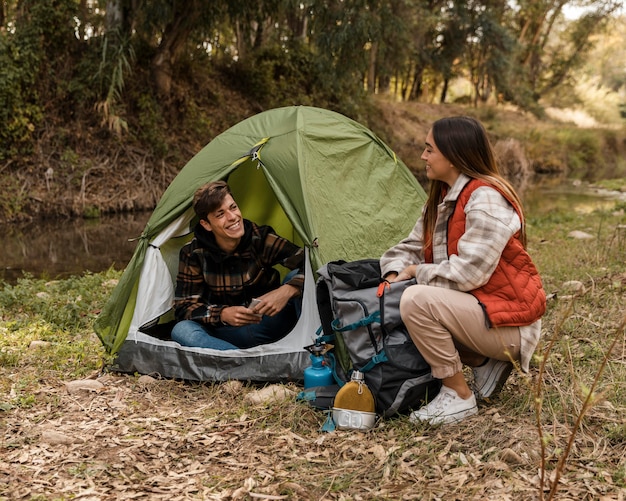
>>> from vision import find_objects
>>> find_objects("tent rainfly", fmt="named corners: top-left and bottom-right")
top-left (94, 105), bottom-right (427, 382)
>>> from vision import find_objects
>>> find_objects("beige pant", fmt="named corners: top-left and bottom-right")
top-left (399, 285), bottom-right (521, 380)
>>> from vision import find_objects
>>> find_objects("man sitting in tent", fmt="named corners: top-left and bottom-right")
top-left (171, 180), bottom-right (304, 350)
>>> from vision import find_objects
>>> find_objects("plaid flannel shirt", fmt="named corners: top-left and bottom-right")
top-left (174, 220), bottom-right (304, 325)
top-left (380, 173), bottom-right (541, 371)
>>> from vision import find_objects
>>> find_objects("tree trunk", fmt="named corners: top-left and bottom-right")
top-left (235, 19), bottom-right (247, 61)
top-left (440, 77), bottom-right (448, 103)
top-left (77, 0), bottom-right (87, 40)
top-left (106, 0), bottom-right (124, 32)
top-left (409, 66), bottom-right (423, 101)
top-left (151, 3), bottom-right (201, 96)
top-left (286, 4), bottom-right (308, 40)
top-left (378, 74), bottom-right (390, 94)
top-left (367, 41), bottom-right (378, 94)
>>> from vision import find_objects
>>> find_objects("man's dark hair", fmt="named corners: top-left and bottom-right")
top-left (193, 181), bottom-right (233, 219)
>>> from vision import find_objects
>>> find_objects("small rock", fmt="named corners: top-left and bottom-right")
top-left (40, 430), bottom-right (83, 445)
top-left (28, 340), bottom-right (51, 349)
top-left (222, 379), bottom-right (244, 396)
top-left (137, 375), bottom-right (158, 387)
top-left (499, 447), bottom-right (524, 465)
top-left (568, 230), bottom-right (594, 240)
top-left (245, 384), bottom-right (296, 405)
top-left (561, 280), bottom-right (586, 295)
top-left (65, 379), bottom-right (105, 394)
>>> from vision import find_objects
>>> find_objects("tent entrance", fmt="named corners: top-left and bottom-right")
top-left (136, 160), bottom-right (304, 343)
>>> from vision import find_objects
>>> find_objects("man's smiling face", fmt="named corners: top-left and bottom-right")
top-left (200, 193), bottom-right (244, 252)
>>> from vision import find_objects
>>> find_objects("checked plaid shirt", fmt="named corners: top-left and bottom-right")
top-left (380, 173), bottom-right (541, 371)
top-left (174, 219), bottom-right (304, 326)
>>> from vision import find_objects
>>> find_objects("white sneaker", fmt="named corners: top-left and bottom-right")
top-left (472, 358), bottom-right (513, 399)
top-left (409, 386), bottom-right (478, 425)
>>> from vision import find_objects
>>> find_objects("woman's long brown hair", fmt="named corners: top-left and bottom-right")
top-left (422, 116), bottom-right (527, 248)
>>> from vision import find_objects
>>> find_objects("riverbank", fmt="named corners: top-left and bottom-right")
top-left (2, 96), bottom-right (625, 224)
top-left (1, 190), bottom-right (626, 499)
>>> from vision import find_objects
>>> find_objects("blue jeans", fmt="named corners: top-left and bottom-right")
top-left (172, 269), bottom-right (302, 350)
top-left (171, 299), bottom-right (299, 350)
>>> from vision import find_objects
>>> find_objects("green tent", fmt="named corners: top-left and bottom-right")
top-left (94, 105), bottom-right (426, 382)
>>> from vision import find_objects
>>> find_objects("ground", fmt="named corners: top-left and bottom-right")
top-left (2, 362), bottom-right (624, 500)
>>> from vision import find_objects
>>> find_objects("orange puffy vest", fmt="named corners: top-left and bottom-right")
top-left (424, 179), bottom-right (546, 327)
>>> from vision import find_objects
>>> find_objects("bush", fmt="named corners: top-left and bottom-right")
top-left (0, 32), bottom-right (42, 159)
top-left (0, 0), bottom-right (80, 160)
top-left (561, 129), bottom-right (603, 180)
top-left (224, 41), bottom-right (367, 119)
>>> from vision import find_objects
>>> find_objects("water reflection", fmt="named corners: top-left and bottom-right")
top-left (2, 179), bottom-right (625, 285)
top-left (523, 178), bottom-right (626, 216)
top-left (1, 212), bottom-right (151, 284)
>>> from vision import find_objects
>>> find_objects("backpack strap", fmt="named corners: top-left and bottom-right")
top-left (314, 325), bottom-right (334, 345)
top-left (331, 311), bottom-right (381, 332)
top-left (359, 350), bottom-right (388, 373)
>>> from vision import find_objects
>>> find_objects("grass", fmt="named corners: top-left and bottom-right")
top-left (1, 203), bottom-right (625, 500)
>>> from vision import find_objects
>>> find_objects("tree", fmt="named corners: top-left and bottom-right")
top-left (510, 0), bottom-right (622, 109)
top-left (433, 0), bottom-right (471, 103)
top-left (405, 0), bottom-right (446, 101)
top-left (310, 0), bottom-right (374, 100)
top-left (141, 1), bottom-right (224, 96)
top-left (464, 1), bottom-right (516, 106)
top-left (0, 0), bottom-right (80, 157)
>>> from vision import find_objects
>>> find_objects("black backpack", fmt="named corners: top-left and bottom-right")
top-left (314, 259), bottom-right (441, 417)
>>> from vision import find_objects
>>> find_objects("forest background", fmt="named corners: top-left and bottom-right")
top-left (1, 0), bottom-right (626, 225)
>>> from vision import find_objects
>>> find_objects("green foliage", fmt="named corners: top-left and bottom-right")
top-left (0, 270), bottom-right (119, 333)
top-left (226, 40), bottom-right (367, 116)
top-left (0, 0), bottom-right (81, 158)
top-left (230, 42), bottom-right (317, 108)
top-left (502, 121), bottom-right (626, 180)
top-left (94, 29), bottom-right (135, 135)
top-left (529, 201), bottom-right (626, 290)
top-left (595, 178), bottom-right (626, 192)
top-left (0, 270), bottom-right (120, 404)
top-left (1, 0), bottom-right (623, 158)
top-left (82, 206), bottom-right (101, 219)
top-left (134, 93), bottom-right (169, 157)
top-left (560, 128), bottom-right (602, 180)
top-left (0, 31), bottom-right (42, 159)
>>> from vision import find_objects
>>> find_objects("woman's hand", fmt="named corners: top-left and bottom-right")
top-left (393, 265), bottom-right (417, 282)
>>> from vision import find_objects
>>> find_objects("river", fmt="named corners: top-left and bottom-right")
top-left (523, 178), bottom-right (626, 215)
top-left (1, 211), bottom-right (151, 284)
top-left (1, 179), bottom-right (625, 284)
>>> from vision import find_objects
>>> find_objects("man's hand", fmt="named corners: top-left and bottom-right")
top-left (250, 284), bottom-right (300, 317)
top-left (220, 306), bottom-right (262, 327)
